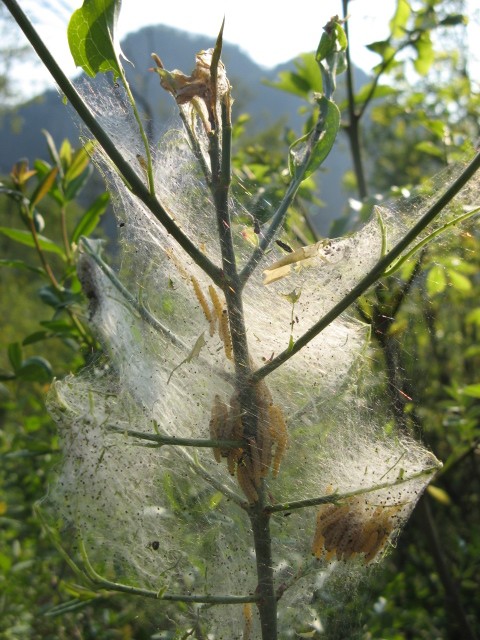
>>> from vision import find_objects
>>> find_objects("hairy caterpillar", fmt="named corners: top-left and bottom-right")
top-left (312, 497), bottom-right (402, 563)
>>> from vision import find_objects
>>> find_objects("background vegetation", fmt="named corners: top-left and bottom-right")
top-left (1, 0), bottom-right (479, 638)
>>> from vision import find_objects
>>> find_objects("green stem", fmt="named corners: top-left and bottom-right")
top-left (120, 67), bottom-right (156, 195)
top-left (80, 538), bottom-right (258, 604)
top-left (240, 102), bottom-right (336, 286)
top-left (3, 0), bottom-right (222, 287)
top-left (81, 237), bottom-right (185, 349)
top-left (383, 205), bottom-right (480, 277)
top-left (342, 0), bottom-right (368, 200)
top-left (265, 465), bottom-right (440, 514)
top-left (107, 424), bottom-right (243, 449)
top-left (251, 151), bottom-right (480, 383)
top-left (60, 205), bottom-right (72, 263)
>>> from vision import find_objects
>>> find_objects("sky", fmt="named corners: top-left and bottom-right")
top-left (8, 0), bottom-right (480, 102)
top-left (12, 0), bottom-right (400, 99)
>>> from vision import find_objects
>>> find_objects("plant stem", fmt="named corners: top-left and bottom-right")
top-left (107, 424), bottom-right (243, 449)
top-left (251, 150), bottom-right (480, 383)
top-left (3, 0), bottom-right (222, 287)
top-left (240, 103), bottom-right (336, 286)
top-left (342, 0), bottom-right (368, 200)
top-left (419, 496), bottom-right (477, 639)
top-left (249, 503), bottom-right (278, 639)
top-left (265, 465), bottom-right (440, 514)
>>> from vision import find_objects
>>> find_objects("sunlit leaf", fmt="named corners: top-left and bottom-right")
top-left (65, 142), bottom-right (94, 183)
top-left (462, 384), bottom-right (480, 399)
top-left (42, 130), bottom-right (62, 171)
top-left (426, 264), bottom-right (446, 296)
top-left (447, 269), bottom-right (471, 292)
top-left (289, 97), bottom-right (340, 180)
top-left (68, 0), bottom-right (125, 80)
top-left (427, 485), bottom-right (451, 505)
top-left (390, 0), bottom-right (411, 39)
top-left (30, 167), bottom-right (58, 208)
top-left (415, 140), bottom-right (444, 158)
top-left (413, 32), bottom-right (434, 76)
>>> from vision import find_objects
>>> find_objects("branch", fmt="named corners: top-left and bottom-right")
top-left (79, 538), bottom-right (259, 605)
top-left (265, 465), bottom-right (440, 514)
top-left (251, 151), bottom-right (480, 383)
top-left (107, 424), bottom-right (243, 449)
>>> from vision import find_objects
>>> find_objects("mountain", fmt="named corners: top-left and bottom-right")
top-left (0, 24), bottom-right (368, 234)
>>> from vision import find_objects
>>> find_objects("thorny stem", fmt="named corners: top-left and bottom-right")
top-left (3, 0), bottom-right (223, 287)
top-left (251, 150), bottom-right (480, 384)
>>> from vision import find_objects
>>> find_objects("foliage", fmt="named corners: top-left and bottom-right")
top-left (1, 0), bottom-right (479, 639)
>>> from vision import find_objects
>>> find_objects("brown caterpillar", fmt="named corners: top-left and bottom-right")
top-left (242, 603), bottom-right (253, 640)
top-left (191, 275), bottom-right (213, 326)
top-left (312, 497), bottom-right (401, 563)
top-left (268, 404), bottom-right (288, 477)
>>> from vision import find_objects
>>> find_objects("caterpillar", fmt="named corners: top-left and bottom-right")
top-left (242, 603), bottom-right (253, 640)
top-left (191, 275), bottom-right (213, 327)
top-left (209, 395), bottom-right (229, 463)
top-left (268, 404), bottom-right (288, 477)
top-left (312, 497), bottom-right (401, 563)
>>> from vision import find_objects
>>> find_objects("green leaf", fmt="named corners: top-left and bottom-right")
top-left (42, 130), bottom-right (61, 171)
top-left (265, 53), bottom-right (322, 98)
top-left (413, 32), bottom-right (434, 76)
top-left (71, 192), bottom-right (110, 243)
top-left (0, 259), bottom-right (46, 276)
top-left (59, 138), bottom-right (72, 171)
top-left (462, 384), bottom-right (480, 399)
top-left (466, 308), bottom-right (480, 326)
top-left (316, 19), bottom-right (347, 62)
top-left (22, 331), bottom-right (50, 346)
top-left (64, 141), bottom-right (94, 183)
top-left (0, 227), bottom-right (65, 258)
top-left (426, 265), bottom-right (446, 296)
top-left (281, 288), bottom-right (302, 305)
top-left (414, 140), bottom-right (444, 158)
top-left (68, 0), bottom-right (125, 81)
top-left (17, 357), bottom-right (53, 383)
top-left (30, 167), bottom-right (59, 208)
top-left (390, 0), bottom-right (411, 39)
top-left (448, 269), bottom-right (472, 292)
top-left (64, 165), bottom-right (93, 201)
top-left (289, 97), bottom-right (340, 180)
top-left (427, 485), bottom-right (451, 505)
top-left (8, 343), bottom-right (23, 373)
